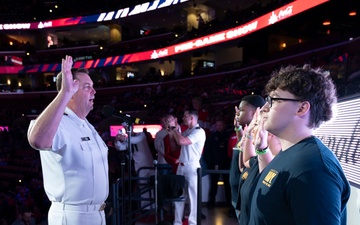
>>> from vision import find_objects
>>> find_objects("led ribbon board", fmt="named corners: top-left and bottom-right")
top-left (314, 95), bottom-right (360, 187)
top-left (0, 0), bottom-right (329, 74)
top-left (0, 0), bottom-right (190, 30)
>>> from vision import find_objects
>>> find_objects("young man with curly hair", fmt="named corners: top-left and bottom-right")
top-left (249, 65), bottom-right (350, 225)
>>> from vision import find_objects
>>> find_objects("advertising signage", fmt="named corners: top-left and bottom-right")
top-left (0, 0), bottom-right (329, 74)
top-left (0, 0), bottom-right (190, 30)
top-left (314, 95), bottom-right (360, 187)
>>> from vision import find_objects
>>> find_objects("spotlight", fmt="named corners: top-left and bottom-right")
top-left (323, 20), bottom-right (331, 26)
top-left (349, 10), bottom-right (356, 16)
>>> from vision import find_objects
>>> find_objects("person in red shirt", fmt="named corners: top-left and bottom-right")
top-left (162, 114), bottom-right (187, 174)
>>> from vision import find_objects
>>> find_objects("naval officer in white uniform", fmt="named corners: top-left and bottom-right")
top-left (28, 55), bottom-right (109, 225)
top-left (168, 109), bottom-right (206, 225)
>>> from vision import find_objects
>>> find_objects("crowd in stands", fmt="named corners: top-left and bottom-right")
top-left (0, 62), bottom-right (359, 225)
top-left (1, 43), bottom-right (359, 223)
top-left (0, 1), bottom-right (360, 223)
top-left (0, 0), bottom-right (294, 66)
top-left (0, 55), bottom-right (274, 224)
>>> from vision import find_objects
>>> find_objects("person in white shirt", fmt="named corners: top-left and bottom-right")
top-left (114, 124), bottom-right (155, 210)
top-left (154, 114), bottom-right (169, 165)
top-left (27, 55), bottom-right (109, 225)
top-left (168, 109), bottom-right (206, 225)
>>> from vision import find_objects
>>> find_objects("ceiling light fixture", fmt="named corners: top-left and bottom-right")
top-left (323, 20), bottom-right (331, 26)
top-left (349, 10), bottom-right (356, 16)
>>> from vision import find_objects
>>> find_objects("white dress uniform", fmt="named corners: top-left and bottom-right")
top-left (114, 131), bottom-right (155, 209)
top-left (28, 107), bottom-right (109, 225)
top-left (174, 124), bottom-right (206, 225)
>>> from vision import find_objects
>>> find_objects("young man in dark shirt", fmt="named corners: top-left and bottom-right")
top-left (249, 65), bottom-right (350, 225)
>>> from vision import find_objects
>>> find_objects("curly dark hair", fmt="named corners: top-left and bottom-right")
top-left (265, 64), bottom-right (337, 128)
top-left (56, 68), bottom-right (89, 91)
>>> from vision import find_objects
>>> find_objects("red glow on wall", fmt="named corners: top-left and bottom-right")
top-left (110, 124), bottom-right (162, 138)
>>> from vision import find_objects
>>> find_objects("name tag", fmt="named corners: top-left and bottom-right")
top-left (81, 137), bottom-right (90, 141)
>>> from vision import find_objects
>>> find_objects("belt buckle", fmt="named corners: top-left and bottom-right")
top-left (99, 203), bottom-right (106, 211)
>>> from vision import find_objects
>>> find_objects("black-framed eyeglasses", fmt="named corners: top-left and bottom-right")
top-left (265, 96), bottom-right (300, 108)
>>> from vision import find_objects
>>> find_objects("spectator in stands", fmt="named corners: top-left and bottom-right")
top-left (249, 64), bottom-right (351, 225)
top-left (47, 36), bottom-right (54, 48)
top-left (197, 13), bottom-right (205, 28)
top-left (27, 55), bottom-right (109, 225)
top-left (11, 205), bottom-right (36, 225)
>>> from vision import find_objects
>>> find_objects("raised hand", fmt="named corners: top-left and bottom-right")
top-left (234, 105), bottom-right (240, 127)
top-left (254, 108), bottom-right (268, 150)
top-left (61, 55), bottom-right (79, 95)
top-left (115, 133), bottom-right (126, 142)
top-left (246, 107), bottom-right (261, 138)
top-left (238, 125), bottom-right (248, 149)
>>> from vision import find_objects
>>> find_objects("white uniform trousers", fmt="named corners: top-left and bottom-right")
top-left (174, 163), bottom-right (199, 225)
top-left (48, 202), bottom-right (106, 225)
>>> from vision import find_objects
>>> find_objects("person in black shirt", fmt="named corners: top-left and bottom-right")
top-left (249, 64), bottom-right (350, 225)
top-left (229, 94), bottom-right (265, 221)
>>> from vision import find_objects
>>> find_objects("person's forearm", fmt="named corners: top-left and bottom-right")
top-left (172, 130), bottom-right (191, 145)
top-left (235, 128), bottom-right (243, 141)
top-left (28, 91), bottom-right (72, 149)
top-left (243, 135), bottom-right (256, 166)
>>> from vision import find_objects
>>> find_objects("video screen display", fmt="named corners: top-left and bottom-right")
top-left (47, 34), bottom-right (58, 48)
